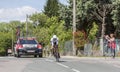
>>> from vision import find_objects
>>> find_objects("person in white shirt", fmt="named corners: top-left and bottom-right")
top-left (50, 35), bottom-right (60, 58)
top-left (50, 35), bottom-right (59, 48)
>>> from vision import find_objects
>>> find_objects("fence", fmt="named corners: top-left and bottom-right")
top-left (42, 39), bottom-right (120, 57)
top-left (63, 39), bottom-right (120, 56)
top-left (62, 41), bottom-right (73, 55)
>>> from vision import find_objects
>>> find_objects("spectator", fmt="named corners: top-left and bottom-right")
top-left (109, 33), bottom-right (116, 58)
top-left (104, 35), bottom-right (110, 56)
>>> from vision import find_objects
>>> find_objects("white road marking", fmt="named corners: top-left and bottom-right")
top-left (0, 57), bottom-right (4, 58)
top-left (114, 65), bottom-right (120, 68)
top-left (57, 63), bottom-right (69, 68)
top-left (0, 57), bottom-right (15, 58)
top-left (46, 59), bottom-right (81, 72)
top-left (7, 57), bottom-right (15, 58)
top-left (71, 68), bottom-right (80, 72)
top-left (57, 63), bottom-right (80, 72)
top-left (45, 59), bottom-right (54, 62)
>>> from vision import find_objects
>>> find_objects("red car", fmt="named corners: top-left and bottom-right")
top-left (14, 37), bottom-right (42, 58)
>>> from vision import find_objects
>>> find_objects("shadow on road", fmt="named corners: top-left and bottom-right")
top-left (58, 60), bottom-right (67, 63)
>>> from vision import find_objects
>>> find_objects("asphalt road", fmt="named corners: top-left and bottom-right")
top-left (0, 56), bottom-right (120, 72)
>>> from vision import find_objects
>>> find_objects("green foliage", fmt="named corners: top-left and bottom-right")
top-left (32, 27), bottom-right (50, 46)
top-left (60, 0), bottom-right (96, 39)
top-left (29, 13), bottom-right (48, 27)
top-left (88, 22), bottom-right (98, 40)
top-left (30, 16), bottom-right (72, 47)
top-left (111, 0), bottom-right (120, 37)
top-left (59, 1), bottom-right (72, 30)
top-left (64, 0), bottom-right (117, 38)
top-left (0, 32), bottom-right (12, 55)
top-left (44, 0), bottom-right (60, 17)
top-left (45, 16), bottom-right (72, 45)
top-left (0, 22), bottom-right (10, 32)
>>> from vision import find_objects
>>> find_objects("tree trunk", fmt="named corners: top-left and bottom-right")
top-left (100, 7), bottom-right (106, 55)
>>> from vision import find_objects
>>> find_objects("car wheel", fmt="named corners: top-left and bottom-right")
top-left (34, 55), bottom-right (37, 57)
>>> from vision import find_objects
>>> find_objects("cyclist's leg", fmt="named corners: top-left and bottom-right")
top-left (50, 45), bottom-right (54, 56)
top-left (56, 45), bottom-right (60, 58)
top-left (53, 45), bottom-right (58, 57)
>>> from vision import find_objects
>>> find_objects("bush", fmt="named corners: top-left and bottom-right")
top-left (0, 32), bottom-right (12, 56)
top-left (74, 31), bottom-right (86, 49)
top-left (0, 47), bottom-right (6, 56)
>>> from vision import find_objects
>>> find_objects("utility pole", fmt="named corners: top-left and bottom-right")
top-left (73, 0), bottom-right (76, 55)
top-left (12, 29), bottom-right (14, 55)
top-left (26, 14), bottom-right (29, 37)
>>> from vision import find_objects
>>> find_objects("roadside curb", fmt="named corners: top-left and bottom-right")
top-left (61, 56), bottom-right (120, 60)
top-left (62, 56), bottom-right (120, 67)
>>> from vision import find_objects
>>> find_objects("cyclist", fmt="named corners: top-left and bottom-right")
top-left (51, 35), bottom-right (59, 48)
top-left (50, 35), bottom-right (60, 58)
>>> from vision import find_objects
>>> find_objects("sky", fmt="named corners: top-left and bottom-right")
top-left (0, 0), bottom-right (68, 22)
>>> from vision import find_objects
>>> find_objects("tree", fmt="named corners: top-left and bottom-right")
top-left (88, 22), bottom-right (98, 41)
top-left (44, 0), bottom-right (60, 17)
top-left (29, 13), bottom-right (48, 28)
top-left (0, 22), bottom-right (9, 32)
top-left (112, 0), bottom-right (120, 38)
top-left (0, 32), bottom-right (12, 56)
top-left (76, 0), bottom-right (96, 39)
top-left (60, 0), bottom-right (97, 39)
top-left (59, 1), bottom-right (73, 30)
top-left (45, 16), bottom-right (72, 47)
top-left (91, 0), bottom-right (114, 38)
top-left (74, 31), bottom-right (86, 49)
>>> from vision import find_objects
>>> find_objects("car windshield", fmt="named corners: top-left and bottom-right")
top-left (20, 40), bottom-right (37, 44)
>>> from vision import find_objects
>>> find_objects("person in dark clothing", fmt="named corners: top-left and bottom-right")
top-left (104, 35), bottom-right (111, 56)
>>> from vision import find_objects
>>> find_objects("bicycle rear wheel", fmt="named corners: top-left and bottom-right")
top-left (55, 52), bottom-right (59, 62)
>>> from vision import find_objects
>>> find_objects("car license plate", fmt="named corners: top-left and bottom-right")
top-left (27, 50), bottom-right (35, 52)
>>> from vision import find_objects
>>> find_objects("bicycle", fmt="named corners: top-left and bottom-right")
top-left (53, 43), bottom-right (60, 62)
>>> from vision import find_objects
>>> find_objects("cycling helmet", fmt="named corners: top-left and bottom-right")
top-left (53, 35), bottom-right (57, 38)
